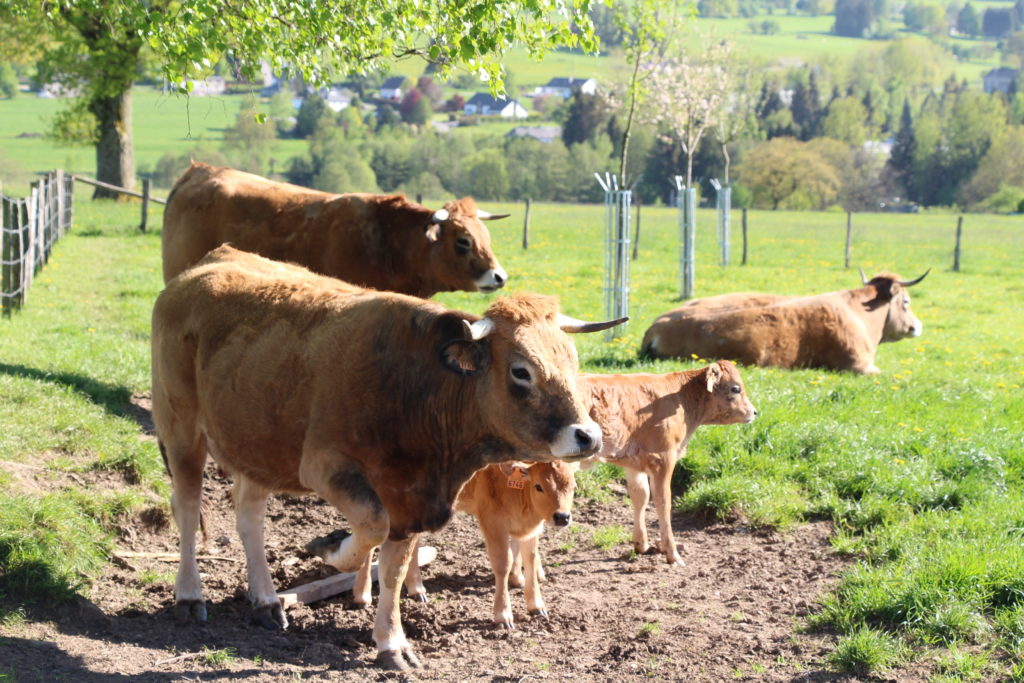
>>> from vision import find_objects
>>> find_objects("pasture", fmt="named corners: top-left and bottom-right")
top-left (0, 195), bottom-right (1022, 679)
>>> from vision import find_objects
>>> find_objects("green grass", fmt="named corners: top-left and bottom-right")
top-left (591, 524), bottom-right (631, 551)
top-left (0, 195), bottom-right (1021, 678)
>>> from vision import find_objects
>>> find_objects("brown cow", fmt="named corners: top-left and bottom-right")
top-left (161, 162), bottom-right (509, 296)
top-left (640, 270), bottom-right (930, 374)
top-left (585, 362), bottom-right (757, 565)
top-left (344, 461), bottom-right (578, 629)
top-left (151, 245), bottom-right (623, 670)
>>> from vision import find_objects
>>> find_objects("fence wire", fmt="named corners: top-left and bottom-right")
top-left (1, 171), bottom-right (73, 316)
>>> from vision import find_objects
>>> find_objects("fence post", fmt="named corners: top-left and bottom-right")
top-left (1, 192), bottom-right (9, 318)
top-left (953, 215), bottom-right (963, 272)
top-left (741, 208), bottom-right (748, 266)
top-left (139, 178), bottom-right (151, 233)
top-left (675, 176), bottom-right (697, 300)
top-left (844, 211), bottom-right (852, 269)
top-left (632, 199), bottom-right (641, 260)
top-left (522, 198), bottom-right (531, 249)
top-left (416, 193), bottom-right (422, 206)
top-left (595, 173), bottom-right (630, 341)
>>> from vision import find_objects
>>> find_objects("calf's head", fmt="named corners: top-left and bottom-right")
top-left (438, 293), bottom-right (625, 461)
top-left (860, 269), bottom-right (929, 343)
top-left (426, 197), bottom-right (509, 293)
top-left (700, 361), bottom-right (758, 425)
top-left (501, 461), bottom-right (578, 527)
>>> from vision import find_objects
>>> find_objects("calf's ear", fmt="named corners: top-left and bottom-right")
top-left (706, 363), bottom-right (723, 392)
top-left (498, 462), bottom-right (531, 477)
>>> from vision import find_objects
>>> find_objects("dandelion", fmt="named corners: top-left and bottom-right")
top-left (913, 427), bottom-right (923, 432)
top-left (894, 458), bottom-right (905, 464)
top-left (897, 422), bottom-right (906, 427)
top-left (891, 385), bottom-right (900, 391)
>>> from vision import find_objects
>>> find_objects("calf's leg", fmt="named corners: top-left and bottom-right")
top-left (481, 524), bottom-right (516, 628)
top-left (649, 454), bottom-right (684, 566)
top-left (374, 536), bottom-right (422, 670)
top-left (233, 475), bottom-right (287, 629)
top-left (625, 467), bottom-right (651, 554)
top-left (519, 534), bottom-right (547, 618)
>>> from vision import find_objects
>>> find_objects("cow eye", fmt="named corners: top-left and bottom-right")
top-left (455, 236), bottom-right (472, 255)
top-left (534, 484), bottom-right (543, 493)
top-left (510, 364), bottom-right (533, 385)
top-left (730, 385), bottom-right (742, 394)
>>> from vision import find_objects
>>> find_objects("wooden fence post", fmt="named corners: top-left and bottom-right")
top-left (416, 193), bottom-right (423, 206)
top-left (741, 208), bottom-right (748, 266)
top-left (632, 199), bottom-right (641, 260)
top-left (522, 198), bottom-right (531, 249)
top-left (953, 215), bottom-right (963, 272)
top-left (1, 192), bottom-right (9, 318)
top-left (139, 178), bottom-right (151, 233)
top-left (844, 211), bottom-right (852, 269)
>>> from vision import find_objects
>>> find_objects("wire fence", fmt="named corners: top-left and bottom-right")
top-left (1, 170), bottom-right (74, 317)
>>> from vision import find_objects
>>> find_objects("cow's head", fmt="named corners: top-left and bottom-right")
top-left (859, 269), bottom-right (929, 343)
top-left (700, 361), bottom-right (758, 425)
top-left (499, 460), bottom-right (578, 527)
top-left (425, 197), bottom-right (509, 293)
top-left (437, 293), bottom-right (626, 461)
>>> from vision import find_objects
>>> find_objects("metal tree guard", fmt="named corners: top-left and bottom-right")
top-left (710, 178), bottom-right (731, 266)
top-left (595, 172), bottom-right (632, 341)
top-left (674, 175), bottom-right (697, 300)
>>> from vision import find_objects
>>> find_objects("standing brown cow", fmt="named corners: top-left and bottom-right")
top-left (151, 246), bottom-right (622, 671)
top-left (162, 162), bottom-right (509, 296)
top-left (640, 270), bottom-right (929, 374)
top-left (585, 362), bottom-right (757, 565)
top-left (341, 460), bottom-right (578, 629)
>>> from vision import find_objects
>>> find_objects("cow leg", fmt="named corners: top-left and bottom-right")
top-left (481, 525), bottom-right (515, 629)
top-left (301, 458), bottom-right (390, 574)
top-left (649, 455), bottom-right (684, 566)
top-left (520, 534), bottom-right (547, 619)
top-left (403, 540), bottom-right (428, 602)
top-left (162, 435), bottom-right (209, 625)
top-left (508, 538), bottom-right (525, 588)
top-left (352, 549), bottom-right (375, 608)
top-left (374, 536), bottom-right (422, 671)
top-left (625, 467), bottom-right (651, 555)
top-left (233, 476), bottom-right (287, 629)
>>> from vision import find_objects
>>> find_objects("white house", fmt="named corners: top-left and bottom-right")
top-left (379, 76), bottom-right (406, 101)
top-left (463, 93), bottom-right (529, 118)
top-left (983, 67), bottom-right (1019, 94)
top-left (533, 77), bottom-right (597, 99)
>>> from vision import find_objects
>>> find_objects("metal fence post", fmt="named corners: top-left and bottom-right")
top-left (674, 176), bottom-right (697, 299)
top-left (596, 173), bottom-right (631, 341)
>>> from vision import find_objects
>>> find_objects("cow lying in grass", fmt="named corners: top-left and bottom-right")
top-left (585, 361), bottom-right (757, 565)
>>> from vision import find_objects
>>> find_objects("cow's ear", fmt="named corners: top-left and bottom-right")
top-left (706, 363), bottom-right (723, 392)
top-left (440, 339), bottom-right (488, 375)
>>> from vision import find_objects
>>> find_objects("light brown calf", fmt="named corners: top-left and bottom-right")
top-left (348, 461), bottom-right (577, 629)
top-left (585, 361), bottom-right (757, 565)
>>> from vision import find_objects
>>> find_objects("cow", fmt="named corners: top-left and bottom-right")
top-left (583, 362), bottom-right (757, 565)
top-left (640, 270), bottom-right (930, 374)
top-left (151, 245), bottom-right (624, 671)
top-left (339, 460), bottom-right (578, 629)
top-left (161, 162), bottom-right (510, 297)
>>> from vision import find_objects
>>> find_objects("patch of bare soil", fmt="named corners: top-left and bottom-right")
top-left (0, 395), bottom-right (903, 682)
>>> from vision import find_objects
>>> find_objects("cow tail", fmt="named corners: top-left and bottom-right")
top-left (158, 439), bottom-right (209, 542)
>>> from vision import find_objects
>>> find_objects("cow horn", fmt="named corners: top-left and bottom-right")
top-left (899, 268), bottom-right (930, 287)
top-left (462, 317), bottom-right (495, 341)
top-left (432, 209), bottom-right (449, 222)
top-left (476, 209), bottom-right (511, 221)
top-left (858, 267), bottom-right (869, 285)
top-left (557, 314), bottom-right (629, 334)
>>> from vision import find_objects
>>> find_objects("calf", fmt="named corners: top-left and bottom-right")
top-left (585, 361), bottom-right (757, 565)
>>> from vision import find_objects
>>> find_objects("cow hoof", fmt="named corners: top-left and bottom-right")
top-left (173, 599), bottom-right (207, 625)
top-left (410, 591), bottom-right (429, 604)
top-left (304, 529), bottom-right (350, 559)
top-left (377, 647), bottom-right (422, 670)
top-left (253, 602), bottom-right (288, 630)
top-left (666, 555), bottom-right (686, 567)
top-left (529, 608), bottom-right (549, 619)
top-left (497, 620), bottom-right (515, 631)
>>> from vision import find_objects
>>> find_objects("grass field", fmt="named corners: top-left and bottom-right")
top-left (1, 195), bottom-right (1022, 678)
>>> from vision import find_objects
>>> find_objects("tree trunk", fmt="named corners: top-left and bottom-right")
top-left (89, 87), bottom-right (135, 199)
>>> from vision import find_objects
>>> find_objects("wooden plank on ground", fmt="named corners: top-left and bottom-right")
top-left (277, 545), bottom-right (437, 609)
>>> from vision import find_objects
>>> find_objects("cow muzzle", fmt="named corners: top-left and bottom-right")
top-left (550, 420), bottom-right (602, 459)
top-left (475, 266), bottom-right (508, 292)
top-left (552, 511), bottom-right (572, 527)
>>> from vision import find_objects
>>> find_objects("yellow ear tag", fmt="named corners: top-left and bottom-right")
top-left (506, 468), bottom-right (527, 489)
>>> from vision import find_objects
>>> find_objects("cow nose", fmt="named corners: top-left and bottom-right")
top-left (552, 512), bottom-right (571, 527)
top-left (493, 271), bottom-right (505, 287)
top-left (575, 428), bottom-right (593, 451)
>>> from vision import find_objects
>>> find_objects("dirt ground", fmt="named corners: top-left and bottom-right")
top-left (0, 396), bottom-right (907, 682)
